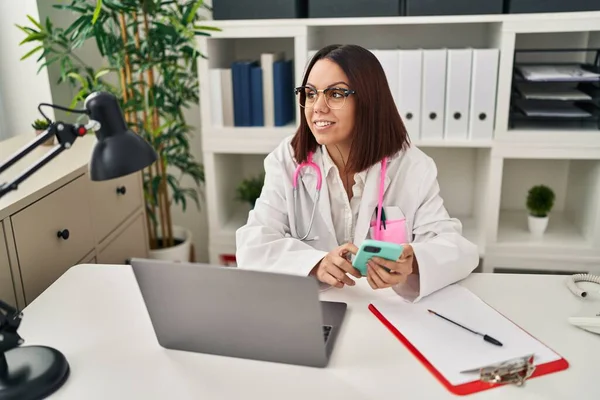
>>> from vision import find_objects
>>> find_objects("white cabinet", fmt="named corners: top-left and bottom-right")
top-left (0, 220), bottom-right (16, 308)
top-left (0, 134), bottom-right (149, 306)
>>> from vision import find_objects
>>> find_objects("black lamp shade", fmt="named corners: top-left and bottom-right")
top-left (85, 92), bottom-right (157, 181)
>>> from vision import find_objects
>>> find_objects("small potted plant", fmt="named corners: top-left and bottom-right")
top-left (32, 119), bottom-right (54, 146)
top-left (526, 184), bottom-right (555, 237)
top-left (235, 174), bottom-right (265, 209)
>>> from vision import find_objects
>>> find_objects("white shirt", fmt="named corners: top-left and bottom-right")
top-left (321, 146), bottom-right (368, 246)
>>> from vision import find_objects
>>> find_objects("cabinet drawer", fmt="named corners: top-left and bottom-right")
top-left (11, 175), bottom-right (94, 304)
top-left (97, 213), bottom-right (147, 264)
top-left (90, 172), bottom-right (142, 242)
top-left (0, 221), bottom-right (16, 307)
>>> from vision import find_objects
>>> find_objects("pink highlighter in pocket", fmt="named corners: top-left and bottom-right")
top-left (370, 158), bottom-right (407, 246)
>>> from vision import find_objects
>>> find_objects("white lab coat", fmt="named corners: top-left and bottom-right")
top-left (235, 136), bottom-right (479, 302)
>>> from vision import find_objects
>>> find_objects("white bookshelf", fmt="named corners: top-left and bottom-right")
top-left (197, 11), bottom-right (600, 274)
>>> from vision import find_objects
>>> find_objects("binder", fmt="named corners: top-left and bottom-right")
top-left (444, 49), bottom-right (473, 140)
top-left (209, 69), bottom-right (224, 126)
top-left (397, 49), bottom-right (423, 139)
top-left (368, 284), bottom-right (568, 396)
top-left (260, 52), bottom-right (283, 127)
top-left (421, 49), bottom-right (447, 140)
top-left (370, 49), bottom-right (400, 108)
top-left (220, 69), bottom-right (234, 127)
top-left (469, 49), bottom-right (499, 140)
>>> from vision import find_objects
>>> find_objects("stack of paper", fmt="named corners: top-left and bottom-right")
top-left (516, 83), bottom-right (592, 101)
top-left (515, 100), bottom-right (592, 118)
top-left (370, 284), bottom-right (563, 387)
top-left (517, 65), bottom-right (600, 82)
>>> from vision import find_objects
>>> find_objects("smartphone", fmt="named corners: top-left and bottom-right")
top-left (352, 239), bottom-right (404, 276)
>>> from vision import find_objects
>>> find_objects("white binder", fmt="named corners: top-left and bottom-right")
top-left (421, 49), bottom-right (447, 140)
top-left (209, 69), bottom-right (224, 126)
top-left (444, 49), bottom-right (473, 140)
top-left (469, 49), bottom-right (499, 140)
top-left (261, 52), bottom-right (284, 127)
top-left (397, 49), bottom-right (423, 139)
top-left (370, 49), bottom-right (400, 107)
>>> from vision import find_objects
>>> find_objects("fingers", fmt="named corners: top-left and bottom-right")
top-left (333, 255), bottom-right (362, 279)
top-left (320, 270), bottom-right (344, 288)
top-left (340, 242), bottom-right (359, 256)
top-left (368, 260), bottom-right (409, 288)
top-left (326, 260), bottom-right (356, 286)
top-left (367, 263), bottom-right (388, 288)
top-left (371, 256), bottom-right (412, 275)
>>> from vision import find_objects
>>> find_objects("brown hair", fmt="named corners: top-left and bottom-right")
top-left (291, 44), bottom-right (410, 173)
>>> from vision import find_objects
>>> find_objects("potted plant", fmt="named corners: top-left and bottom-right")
top-left (32, 118), bottom-right (54, 146)
top-left (18, 1), bottom-right (220, 262)
top-left (236, 174), bottom-right (265, 209)
top-left (526, 184), bottom-right (555, 237)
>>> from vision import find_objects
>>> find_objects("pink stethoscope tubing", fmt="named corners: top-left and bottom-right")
top-left (292, 152), bottom-right (322, 241)
top-left (292, 151), bottom-right (388, 242)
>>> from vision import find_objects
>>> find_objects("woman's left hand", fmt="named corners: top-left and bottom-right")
top-left (366, 244), bottom-right (415, 289)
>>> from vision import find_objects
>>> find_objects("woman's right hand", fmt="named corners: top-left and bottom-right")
top-left (310, 243), bottom-right (361, 288)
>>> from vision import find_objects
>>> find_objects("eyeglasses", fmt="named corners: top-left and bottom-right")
top-left (294, 86), bottom-right (356, 110)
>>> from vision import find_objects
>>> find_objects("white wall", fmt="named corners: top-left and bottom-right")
top-left (0, 0), bottom-right (55, 138)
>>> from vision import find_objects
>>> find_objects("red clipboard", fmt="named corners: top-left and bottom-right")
top-left (368, 303), bottom-right (569, 396)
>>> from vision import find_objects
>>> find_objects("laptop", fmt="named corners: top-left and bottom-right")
top-left (129, 258), bottom-right (347, 368)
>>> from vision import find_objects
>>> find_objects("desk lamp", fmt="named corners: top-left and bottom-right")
top-left (0, 91), bottom-right (157, 399)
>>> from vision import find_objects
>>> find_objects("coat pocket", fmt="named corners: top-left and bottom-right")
top-left (369, 206), bottom-right (408, 245)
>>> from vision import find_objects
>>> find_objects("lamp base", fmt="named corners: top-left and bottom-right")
top-left (0, 346), bottom-right (69, 400)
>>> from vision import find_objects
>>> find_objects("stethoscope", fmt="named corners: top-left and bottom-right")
top-left (292, 152), bottom-right (322, 241)
top-left (291, 151), bottom-right (388, 242)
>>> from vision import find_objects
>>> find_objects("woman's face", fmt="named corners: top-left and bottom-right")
top-left (304, 59), bottom-right (355, 148)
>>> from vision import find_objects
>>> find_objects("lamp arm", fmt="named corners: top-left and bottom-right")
top-left (0, 121), bottom-right (91, 200)
top-left (0, 127), bottom-right (56, 176)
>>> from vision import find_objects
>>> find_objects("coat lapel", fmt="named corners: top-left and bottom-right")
top-left (354, 160), bottom-right (391, 245)
top-left (299, 151), bottom-right (337, 242)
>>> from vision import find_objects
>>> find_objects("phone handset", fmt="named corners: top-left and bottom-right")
top-left (566, 273), bottom-right (600, 298)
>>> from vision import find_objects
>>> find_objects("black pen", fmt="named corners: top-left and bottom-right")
top-left (427, 309), bottom-right (503, 347)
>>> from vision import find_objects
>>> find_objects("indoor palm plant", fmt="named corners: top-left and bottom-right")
top-left (526, 184), bottom-right (555, 237)
top-left (18, 0), bottom-right (219, 260)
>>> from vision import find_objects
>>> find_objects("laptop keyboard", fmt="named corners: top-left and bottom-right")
top-left (322, 325), bottom-right (332, 342)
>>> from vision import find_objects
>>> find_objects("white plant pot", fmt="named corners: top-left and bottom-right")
top-left (528, 215), bottom-right (549, 238)
top-left (148, 225), bottom-right (192, 262)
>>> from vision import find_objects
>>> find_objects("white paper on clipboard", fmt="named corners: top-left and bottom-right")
top-left (371, 284), bottom-right (562, 386)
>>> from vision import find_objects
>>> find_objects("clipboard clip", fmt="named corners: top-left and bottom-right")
top-left (479, 355), bottom-right (536, 386)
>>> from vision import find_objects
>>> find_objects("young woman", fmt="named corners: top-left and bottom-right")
top-left (235, 44), bottom-right (479, 302)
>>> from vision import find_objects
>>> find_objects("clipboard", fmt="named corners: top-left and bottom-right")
top-left (368, 285), bottom-right (569, 396)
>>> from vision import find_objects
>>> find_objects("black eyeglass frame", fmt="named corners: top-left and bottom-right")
top-left (294, 85), bottom-right (356, 109)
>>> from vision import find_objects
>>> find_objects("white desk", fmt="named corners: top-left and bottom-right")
top-left (17, 264), bottom-right (599, 399)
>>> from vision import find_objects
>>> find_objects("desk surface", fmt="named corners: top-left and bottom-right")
top-left (18, 265), bottom-right (598, 400)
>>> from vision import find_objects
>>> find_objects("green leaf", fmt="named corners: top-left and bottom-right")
top-left (20, 45), bottom-right (43, 61)
top-left (184, 1), bottom-right (203, 24)
top-left (26, 15), bottom-right (43, 31)
top-left (92, 0), bottom-right (103, 24)
top-left (19, 32), bottom-right (46, 45)
top-left (94, 68), bottom-right (111, 80)
top-left (192, 25), bottom-right (222, 32)
top-left (15, 25), bottom-right (36, 35)
top-left (67, 72), bottom-right (88, 89)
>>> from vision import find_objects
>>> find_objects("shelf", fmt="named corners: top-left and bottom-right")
top-left (459, 216), bottom-right (485, 257)
top-left (497, 128), bottom-right (600, 152)
top-left (216, 208), bottom-right (485, 256)
top-left (496, 210), bottom-right (589, 248)
top-left (206, 11), bottom-right (600, 29)
top-left (412, 138), bottom-right (493, 148)
top-left (203, 124), bottom-right (297, 153)
top-left (216, 207), bottom-right (250, 246)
